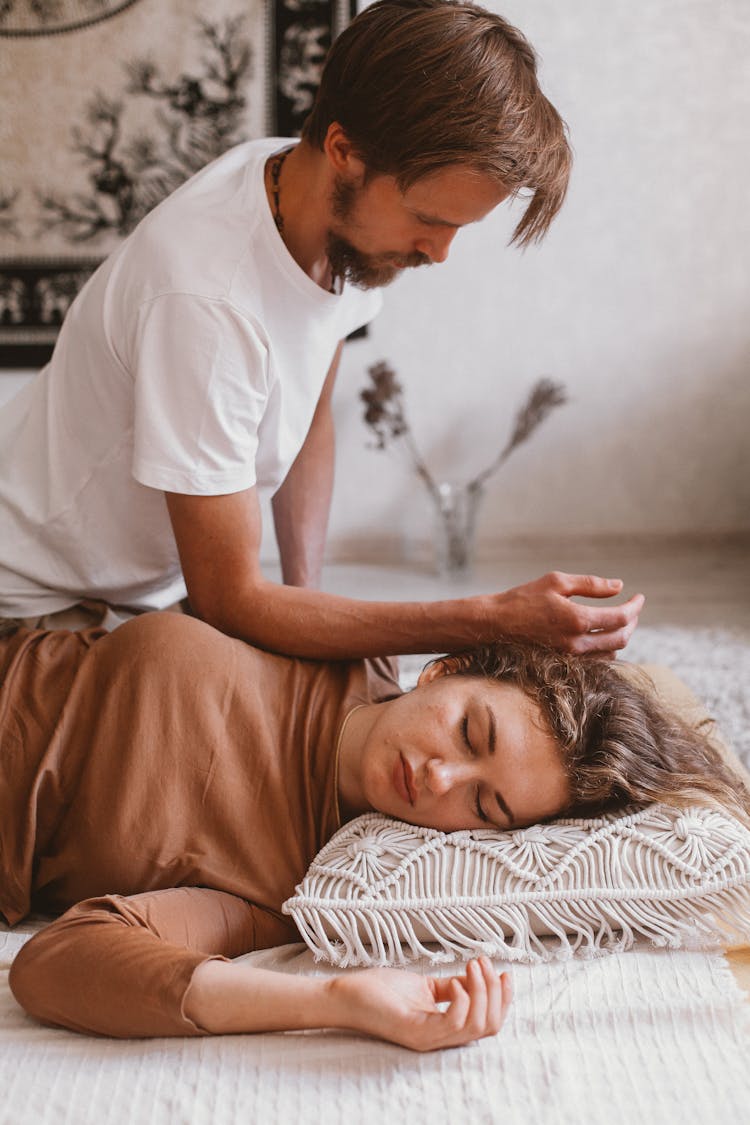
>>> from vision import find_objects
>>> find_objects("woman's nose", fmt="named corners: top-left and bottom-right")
top-left (424, 758), bottom-right (470, 796)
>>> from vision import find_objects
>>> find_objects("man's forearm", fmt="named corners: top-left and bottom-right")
top-left (197, 571), bottom-right (643, 660)
top-left (205, 574), bottom-right (488, 658)
top-left (271, 344), bottom-right (341, 589)
top-left (167, 488), bottom-right (642, 658)
top-left (271, 406), bottom-right (334, 589)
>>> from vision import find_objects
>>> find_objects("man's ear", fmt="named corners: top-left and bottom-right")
top-left (416, 655), bottom-right (468, 688)
top-left (323, 122), bottom-right (366, 181)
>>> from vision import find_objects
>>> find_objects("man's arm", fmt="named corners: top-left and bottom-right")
top-left (271, 342), bottom-right (341, 588)
top-left (166, 486), bottom-right (643, 659)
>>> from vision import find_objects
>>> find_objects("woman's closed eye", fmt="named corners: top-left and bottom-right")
top-left (461, 716), bottom-right (490, 822)
top-left (461, 715), bottom-right (478, 757)
top-left (474, 785), bottom-right (490, 823)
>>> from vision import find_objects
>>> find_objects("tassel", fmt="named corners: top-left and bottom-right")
top-left (283, 806), bottom-right (750, 967)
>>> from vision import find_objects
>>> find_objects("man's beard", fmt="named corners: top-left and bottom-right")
top-left (327, 174), bottom-right (431, 290)
top-left (326, 233), bottom-right (430, 289)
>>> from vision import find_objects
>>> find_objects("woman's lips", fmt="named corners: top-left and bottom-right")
top-left (394, 752), bottom-right (416, 806)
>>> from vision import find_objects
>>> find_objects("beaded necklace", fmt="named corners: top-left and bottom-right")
top-left (267, 146), bottom-right (339, 294)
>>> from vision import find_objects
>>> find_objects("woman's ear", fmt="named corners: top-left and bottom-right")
top-left (416, 655), bottom-right (468, 688)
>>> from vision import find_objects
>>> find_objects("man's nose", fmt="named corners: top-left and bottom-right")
top-left (424, 758), bottom-right (470, 796)
top-left (414, 227), bottom-right (458, 264)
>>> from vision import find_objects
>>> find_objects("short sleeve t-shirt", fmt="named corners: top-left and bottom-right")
top-left (0, 139), bottom-right (382, 615)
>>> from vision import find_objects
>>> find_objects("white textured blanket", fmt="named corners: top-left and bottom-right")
top-left (1, 922), bottom-right (747, 1125)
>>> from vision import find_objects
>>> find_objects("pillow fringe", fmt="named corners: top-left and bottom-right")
top-left (288, 885), bottom-right (750, 967)
top-left (283, 808), bottom-right (750, 966)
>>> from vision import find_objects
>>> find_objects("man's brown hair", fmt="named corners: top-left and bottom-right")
top-left (302, 0), bottom-right (572, 246)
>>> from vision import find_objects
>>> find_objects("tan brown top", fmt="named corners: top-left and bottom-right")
top-left (2, 613), bottom-right (399, 1037)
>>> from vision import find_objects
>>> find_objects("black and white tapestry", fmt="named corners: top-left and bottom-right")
top-left (0, 0), bottom-right (356, 366)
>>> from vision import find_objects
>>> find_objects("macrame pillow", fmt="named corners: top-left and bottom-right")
top-left (282, 805), bottom-right (750, 966)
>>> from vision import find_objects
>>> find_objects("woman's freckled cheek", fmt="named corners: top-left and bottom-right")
top-left (426, 699), bottom-right (444, 724)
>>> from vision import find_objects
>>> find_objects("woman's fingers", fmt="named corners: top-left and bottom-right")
top-left (483, 957), bottom-right (506, 1034)
top-left (443, 977), bottom-right (471, 1033)
top-left (430, 973), bottom-right (467, 1003)
top-left (428, 958), bottom-right (510, 1047)
top-left (427, 976), bottom-right (470, 1044)
top-left (474, 958), bottom-right (511, 1037)
top-left (463, 957), bottom-right (488, 1035)
top-left (499, 970), bottom-right (512, 1028)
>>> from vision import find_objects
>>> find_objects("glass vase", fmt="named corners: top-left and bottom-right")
top-left (433, 481), bottom-right (484, 577)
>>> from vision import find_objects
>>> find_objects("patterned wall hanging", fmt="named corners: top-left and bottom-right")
top-left (0, 0), bottom-right (356, 367)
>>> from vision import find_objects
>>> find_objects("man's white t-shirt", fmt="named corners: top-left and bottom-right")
top-left (0, 139), bottom-right (381, 615)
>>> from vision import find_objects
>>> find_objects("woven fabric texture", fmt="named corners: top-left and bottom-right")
top-left (1, 928), bottom-right (747, 1125)
top-left (283, 804), bottom-right (750, 967)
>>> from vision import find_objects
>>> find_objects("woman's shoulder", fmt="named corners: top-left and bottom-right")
top-left (106, 610), bottom-right (229, 652)
top-left (93, 612), bottom-right (263, 678)
top-left (102, 615), bottom-right (403, 702)
top-left (362, 655), bottom-right (402, 703)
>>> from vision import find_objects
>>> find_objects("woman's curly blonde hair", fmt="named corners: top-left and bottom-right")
top-left (432, 642), bottom-right (750, 827)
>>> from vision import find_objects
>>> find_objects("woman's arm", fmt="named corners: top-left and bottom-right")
top-left (186, 955), bottom-right (511, 1052)
top-left (8, 887), bottom-right (288, 1038)
top-left (9, 889), bottom-right (510, 1049)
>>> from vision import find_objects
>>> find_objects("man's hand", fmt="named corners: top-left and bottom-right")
top-left (492, 571), bottom-right (644, 655)
top-left (327, 957), bottom-right (511, 1052)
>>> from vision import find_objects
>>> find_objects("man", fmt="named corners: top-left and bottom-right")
top-left (0, 0), bottom-right (643, 655)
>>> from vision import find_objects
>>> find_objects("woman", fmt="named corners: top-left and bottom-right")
top-left (3, 612), bottom-right (747, 1051)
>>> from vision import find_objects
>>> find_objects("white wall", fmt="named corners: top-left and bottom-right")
top-left (4, 0), bottom-right (748, 562)
top-left (0, 374), bottom-right (29, 407)
top-left (329, 0), bottom-right (750, 556)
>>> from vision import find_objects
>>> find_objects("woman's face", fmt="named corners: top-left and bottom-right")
top-left (351, 670), bottom-right (571, 832)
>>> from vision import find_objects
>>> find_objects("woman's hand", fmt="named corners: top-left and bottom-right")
top-left (326, 956), bottom-right (511, 1052)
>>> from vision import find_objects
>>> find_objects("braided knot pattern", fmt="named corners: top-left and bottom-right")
top-left (283, 805), bottom-right (750, 966)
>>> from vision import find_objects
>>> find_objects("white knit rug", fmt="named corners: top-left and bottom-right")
top-left (1, 929), bottom-right (748, 1125)
top-left (400, 624), bottom-right (750, 772)
top-left (625, 624), bottom-right (750, 771)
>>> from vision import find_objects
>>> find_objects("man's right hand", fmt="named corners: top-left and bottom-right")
top-left (166, 486), bottom-right (643, 659)
top-left (488, 571), bottom-right (645, 655)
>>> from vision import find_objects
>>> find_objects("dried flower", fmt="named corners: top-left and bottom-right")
top-left (469, 376), bottom-right (568, 493)
top-left (359, 361), bottom-right (407, 449)
top-left (360, 361), bottom-right (567, 501)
